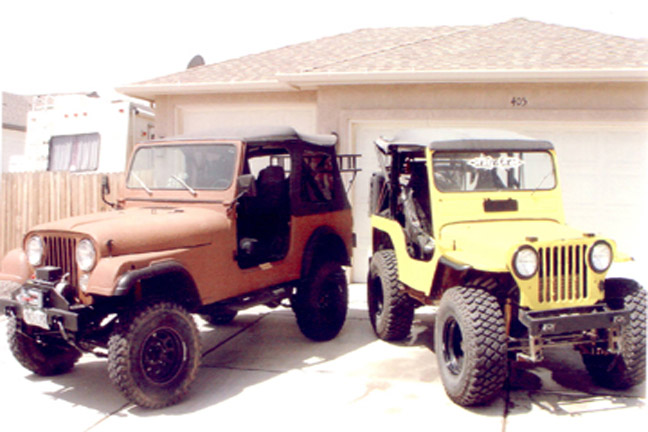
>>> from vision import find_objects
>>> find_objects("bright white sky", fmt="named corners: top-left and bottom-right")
top-left (1, 0), bottom-right (646, 96)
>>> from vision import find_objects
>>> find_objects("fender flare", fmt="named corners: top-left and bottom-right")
top-left (439, 255), bottom-right (472, 272)
top-left (301, 226), bottom-right (350, 279)
top-left (0, 248), bottom-right (30, 284)
top-left (114, 261), bottom-right (200, 307)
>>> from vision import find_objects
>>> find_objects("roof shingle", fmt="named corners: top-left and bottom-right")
top-left (311, 19), bottom-right (647, 73)
top-left (125, 18), bottom-right (648, 93)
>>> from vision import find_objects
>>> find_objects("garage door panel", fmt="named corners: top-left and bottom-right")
top-left (529, 128), bottom-right (646, 263)
top-left (350, 123), bottom-right (427, 282)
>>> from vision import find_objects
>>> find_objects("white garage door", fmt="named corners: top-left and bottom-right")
top-left (350, 122), bottom-right (648, 283)
top-left (178, 104), bottom-right (316, 135)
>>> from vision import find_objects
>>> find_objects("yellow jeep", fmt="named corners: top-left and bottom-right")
top-left (367, 129), bottom-right (645, 406)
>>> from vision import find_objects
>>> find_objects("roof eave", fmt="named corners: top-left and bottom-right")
top-left (116, 80), bottom-right (298, 101)
top-left (277, 69), bottom-right (648, 88)
top-left (117, 69), bottom-right (648, 101)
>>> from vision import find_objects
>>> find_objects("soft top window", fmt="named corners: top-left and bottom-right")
top-left (432, 151), bottom-right (556, 192)
top-left (127, 144), bottom-right (236, 191)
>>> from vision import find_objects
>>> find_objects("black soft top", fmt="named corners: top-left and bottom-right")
top-left (376, 128), bottom-right (553, 153)
top-left (153, 126), bottom-right (337, 147)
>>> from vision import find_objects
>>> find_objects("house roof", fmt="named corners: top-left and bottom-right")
top-left (2, 92), bottom-right (31, 131)
top-left (119, 18), bottom-right (648, 100)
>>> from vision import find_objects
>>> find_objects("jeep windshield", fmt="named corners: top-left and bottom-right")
top-left (432, 150), bottom-right (556, 192)
top-left (127, 144), bottom-right (237, 192)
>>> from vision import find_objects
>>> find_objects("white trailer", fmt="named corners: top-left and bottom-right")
top-left (12, 93), bottom-right (154, 173)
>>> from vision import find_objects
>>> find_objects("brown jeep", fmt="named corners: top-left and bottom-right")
top-left (0, 126), bottom-right (357, 408)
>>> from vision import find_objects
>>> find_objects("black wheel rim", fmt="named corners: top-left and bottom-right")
top-left (140, 327), bottom-right (185, 384)
top-left (442, 317), bottom-right (464, 376)
top-left (318, 276), bottom-right (341, 312)
top-left (370, 277), bottom-right (384, 319)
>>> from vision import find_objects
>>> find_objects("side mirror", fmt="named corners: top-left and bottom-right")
top-left (236, 174), bottom-right (257, 198)
top-left (101, 175), bottom-right (111, 195)
top-left (101, 175), bottom-right (116, 208)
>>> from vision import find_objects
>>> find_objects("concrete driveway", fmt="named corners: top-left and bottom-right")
top-left (0, 284), bottom-right (644, 431)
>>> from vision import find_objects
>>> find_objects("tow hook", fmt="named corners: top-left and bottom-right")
top-left (53, 317), bottom-right (84, 355)
top-left (53, 316), bottom-right (107, 358)
top-left (607, 327), bottom-right (622, 354)
top-left (5, 307), bottom-right (17, 319)
top-left (516, 335), bottom-right (543, 363)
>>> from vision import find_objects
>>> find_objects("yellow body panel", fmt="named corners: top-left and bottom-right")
top-left (372, 147), bottom-right (616, 311)
top-left (430, 149), bottom-right (565, 238)
top-left (371, 215), bottom-right (439, 294)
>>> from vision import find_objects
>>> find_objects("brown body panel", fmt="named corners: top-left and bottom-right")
top-left (3, 128), bottom-right (354, 311)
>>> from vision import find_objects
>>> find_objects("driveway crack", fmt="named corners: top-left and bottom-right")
top-left (83, 402), bottom-right (131, 432)
top-left (201, 314), bottom-right (268, 358)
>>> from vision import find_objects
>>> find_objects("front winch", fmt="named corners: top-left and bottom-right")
top-left (0, 267), bottom-right (82, 332)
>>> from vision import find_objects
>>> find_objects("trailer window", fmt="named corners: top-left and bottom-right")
top-left (48, 133), bottom-right (100, 172)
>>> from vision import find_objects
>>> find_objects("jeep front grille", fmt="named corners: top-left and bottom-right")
top-left (42, 235), bottom-right (79, 285)
top-left (537, 244), bottom-right (588, 304)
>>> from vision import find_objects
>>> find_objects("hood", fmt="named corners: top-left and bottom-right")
top-left (30, 207), bottom-right (229, 256)
top-left (440, 220), bottom-right (595, 272)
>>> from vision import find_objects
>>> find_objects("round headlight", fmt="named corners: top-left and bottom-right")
top-left (513, 246), bottom-right (539, 279)
top-left (26, 236), bottom-right (44, 267)
top-left (76, 239), bottom-right (97, 272)
top-left (589, 241), bottom-right (612, 273)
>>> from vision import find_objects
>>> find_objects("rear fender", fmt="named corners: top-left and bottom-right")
top-left (371, 215), bottom-right (437, 294)
top-left (301, 226), bottom-right (350, 279)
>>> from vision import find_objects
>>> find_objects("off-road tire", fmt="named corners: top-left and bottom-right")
top-left (294, 261), bottom-right (348, 342)
top-left (435, 287), bottom-right (507, 406)
top-left (7, 315), bottom-right (81, 376)
top-left (108, 301), bottom-right (201, 409)
top-left (582, 279), bottom-right (646, 389)
top-left (367, 250), bottom-right (415, 341)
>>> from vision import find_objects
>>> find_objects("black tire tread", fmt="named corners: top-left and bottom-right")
top-left (583, 279), bottom-right (646, 389)
top-left (108, 301), bottom-right (200, 409)
top-left (436, 287), bottom-right (507, 406)
top-left (7, 316), bottom-right (81, 376)
top-left (368, 250), bottom-right (415, 341)
top-left (294, 261), bottom-right (348, 342)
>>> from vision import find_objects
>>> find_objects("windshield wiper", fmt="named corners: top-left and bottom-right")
top-left (131, 173), bottom-right (153, 196)
top-left (531, 170), bottom-right (554, 196)
top-left (171, 175), bottom-right (197, 197)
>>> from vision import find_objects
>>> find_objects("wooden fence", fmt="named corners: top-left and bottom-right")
top-left (0, 172), bottom-right (125, 259)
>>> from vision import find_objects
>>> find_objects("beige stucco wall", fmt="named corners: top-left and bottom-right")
top-left (314, 82), bottom-right (648, 153)
top-left (152, 81), bottom-right (648, 150)
top-left (154, 91), bottom-right (317, 138)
